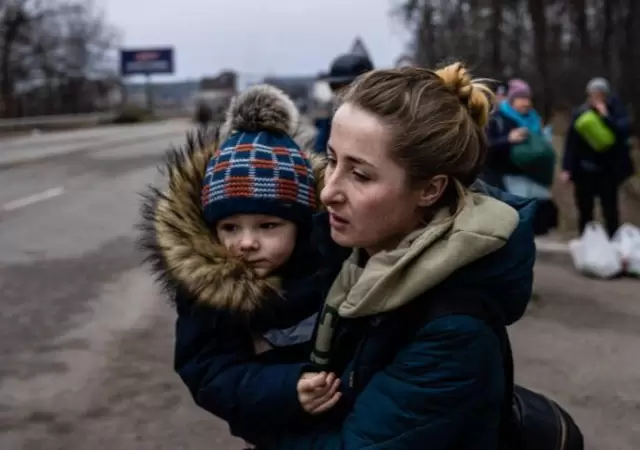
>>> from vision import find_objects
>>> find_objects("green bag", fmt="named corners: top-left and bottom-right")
top-left (574, 109), bottom-right (616, 152)
top-left (510, 133), bottom-right (557, 187)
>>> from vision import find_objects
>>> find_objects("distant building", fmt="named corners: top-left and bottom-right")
top-left (191, 70), bottom-right (239, 121)
top-left (263, 76), bottom-right (316, 113)
top-left (199, 71), bottom-right (237, 92)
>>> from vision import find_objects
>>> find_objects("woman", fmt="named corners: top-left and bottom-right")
top-left (142, 63), bottom-right (537, 449)
top-left (486, 78), bottom-right (557, 235)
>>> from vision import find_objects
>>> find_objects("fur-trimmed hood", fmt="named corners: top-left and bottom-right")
top-left (138, 85), bottom-right (327, 317)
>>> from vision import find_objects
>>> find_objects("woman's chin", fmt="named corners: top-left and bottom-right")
top-left (330, 228), bottom-right (359, 248)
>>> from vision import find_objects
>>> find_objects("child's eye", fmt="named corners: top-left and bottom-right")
top-left (219, 223), bottom-right (238, 232)
top-left (260, 222), bottom-right (281, 230)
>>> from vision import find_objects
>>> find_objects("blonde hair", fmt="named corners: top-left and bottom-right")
top-left (339, 62), bottom-right (494, 211)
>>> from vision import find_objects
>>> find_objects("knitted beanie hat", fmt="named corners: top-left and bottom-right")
top-left (507, 78), bottom-right (532, 101)
top-left (201, 85), bottom-right (317, 228)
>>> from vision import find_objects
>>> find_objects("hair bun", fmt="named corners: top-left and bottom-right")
top-left (435, 62), bottom-right (493, 128)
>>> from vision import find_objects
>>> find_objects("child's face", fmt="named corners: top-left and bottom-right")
top-left (216, 214), bottom-right (297, 277)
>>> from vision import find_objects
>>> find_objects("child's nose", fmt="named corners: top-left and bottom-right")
top-left (238, 233), bottom-right (259, 251)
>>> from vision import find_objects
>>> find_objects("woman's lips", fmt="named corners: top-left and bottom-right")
top-left (329, 212), bottom-right (349, 229)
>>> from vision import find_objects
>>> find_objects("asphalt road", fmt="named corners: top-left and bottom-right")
top-left (0, 122), bottom-right (245, 449)
top-left (0, 122), bottom-right (638, 449)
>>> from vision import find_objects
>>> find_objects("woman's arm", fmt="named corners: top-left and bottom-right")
top-left (262, 315), bottom-right (503, 450)
top-left (173, 297), bottom-right (308, 442)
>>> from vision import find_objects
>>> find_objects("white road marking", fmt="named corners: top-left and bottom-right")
top-left (1, 186), bottom-right (65, 212)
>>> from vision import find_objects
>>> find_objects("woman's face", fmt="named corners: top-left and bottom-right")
top-left (511, 96), bottom-right (532, 114)
top-left (321, 103), bottom-right (438, 255)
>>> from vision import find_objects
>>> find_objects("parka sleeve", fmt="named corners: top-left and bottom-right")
top-left (261, 315), bottom-right (503, 450)
top-left (173, 297), bottom-right (308, 442)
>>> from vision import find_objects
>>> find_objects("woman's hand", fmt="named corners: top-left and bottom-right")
top-left (297, 371), bottom-right (342, 414)
top-left (508, 127), bottom-right (528, 144)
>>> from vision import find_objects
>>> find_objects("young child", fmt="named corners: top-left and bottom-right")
top-left (141, 84), bottom-right (346, 446)
top-left (199, 84), bottom-right (343, 413)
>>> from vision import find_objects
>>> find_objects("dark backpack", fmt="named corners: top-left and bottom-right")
top-left (423, 294), bottom-right (584, 450)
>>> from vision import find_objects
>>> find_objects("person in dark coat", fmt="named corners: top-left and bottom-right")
top-left (561, 77), bottom-right (634, 237)
top-left (313, 53), bottom-right (374, 154)
top-left (146, 63), bottom-right (536, 450)
top-left (138, 86), bottom-right (349, 445)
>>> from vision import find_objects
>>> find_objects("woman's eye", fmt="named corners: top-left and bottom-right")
top-left (327, 157), bottom-right (337, 167)
top-left (260, 222), bottom-right (280, 229)
top-left (353, 171), bottom-right (370, 182)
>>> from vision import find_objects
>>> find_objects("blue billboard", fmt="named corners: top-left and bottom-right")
top-left (120, 48), bottom-right (174, 76)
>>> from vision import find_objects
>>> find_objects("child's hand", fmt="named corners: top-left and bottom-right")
top-left (297, 371), bottom-right (341, 414)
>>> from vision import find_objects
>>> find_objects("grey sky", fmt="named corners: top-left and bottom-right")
top-left (99, 0), bottom-right (410, 82)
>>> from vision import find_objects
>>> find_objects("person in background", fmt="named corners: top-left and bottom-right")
top-left (494, 80), bottom-right (508, 105)
top-left (478, 79), bottom-right (510, 188)
top-left (313, 53), bottom-right (374, 154)
top-left (485, 78), bottom-right (558, 235)
top-left (561, 77), bottom-right (634, 237)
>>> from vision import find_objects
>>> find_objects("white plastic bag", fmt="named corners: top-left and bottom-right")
top-left (568, 238), bottom-right (585, 272)
top-left (571, 222), bottom-right (622, 278)
top-left (612, 223), bottom-right (640, 277)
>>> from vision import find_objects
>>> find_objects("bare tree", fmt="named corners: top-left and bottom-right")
top-left (0, 0), bottom-right (119, 118)
top-left (395, 0), bottom-right (640, 129)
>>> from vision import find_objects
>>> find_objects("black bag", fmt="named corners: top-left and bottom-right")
top-left (424, 294), bottom-right (584, 450)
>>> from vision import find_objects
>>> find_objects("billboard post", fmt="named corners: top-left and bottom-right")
top-left (119, 48), bottom-right (175, 114)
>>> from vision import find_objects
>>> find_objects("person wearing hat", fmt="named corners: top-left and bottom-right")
top-left (561, 77), bottom-right (634, 237)
top-left (313, 52), bottom-right (374, 153)
top-left (485, 78), bottom-right (558, 235)
top-left (485, 79), bottom-right (544, 186)
top-left (139, 84), bottom-right (349, 445)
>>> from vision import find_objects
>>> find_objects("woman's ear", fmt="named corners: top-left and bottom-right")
top-left (417, 175), bottom-right (449, 207)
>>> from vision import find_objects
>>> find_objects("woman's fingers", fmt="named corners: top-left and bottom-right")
top-left (305, 378), bottom-right (341, 413)
top-left (299, 372), bottom-right (327, 392)
top-left (312, 392), bottom-right (342, 414)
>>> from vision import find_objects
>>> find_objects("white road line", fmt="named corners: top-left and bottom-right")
top-left (1, 186), bottom-right (65, 212)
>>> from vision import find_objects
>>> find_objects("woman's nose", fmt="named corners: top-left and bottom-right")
top-left (320, 170), bottom-right (344, 206)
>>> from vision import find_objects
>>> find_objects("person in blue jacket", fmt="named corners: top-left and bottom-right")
top-left (313, 53), bottom-right (374, 154)
top-left (560, 77), bottom-right (634, 237)
top-left (138, 85), bottom-right (349, 444)
top-left (484, 78), bottom-right (557, 236)
top-left (484, 78), bottom-right (545, 190)
top-left (145, 62), bottom-right (536, 450)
